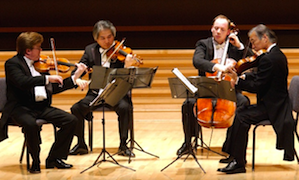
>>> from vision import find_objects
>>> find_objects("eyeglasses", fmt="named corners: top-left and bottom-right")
top-left (32, 47), bottom-right (42, 51)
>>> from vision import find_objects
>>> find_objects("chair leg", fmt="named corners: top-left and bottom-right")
top-left (20, 135), bottom-right (31, 170)
top-left (294, 148), bottom-right (299, 164)
top-left (252, 125), bottom-right (259, 171)
top-left (295, 113), bottom-right (299, 142)
top-left (88, 119), bottom-right (93, 152)
top-left (26, 143), bottom-right (30, 170)
top-left (19, 139), bottom-right (26, 163)
top-left (53, 125), bottom-right (57, 141)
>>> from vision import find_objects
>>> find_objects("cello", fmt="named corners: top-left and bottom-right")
top-left (194, 23), bottom-right (238, 129)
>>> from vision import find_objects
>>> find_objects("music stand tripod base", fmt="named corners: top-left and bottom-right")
top-left (81, 79), bottom-right (135, 173)
top-left (108, 66), bottom-right (160, 163)
top-left (160, 147), bottom-right (206, 173)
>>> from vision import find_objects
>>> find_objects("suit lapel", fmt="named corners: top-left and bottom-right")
top-left (207, 38), bottom-right (214, 60)
top-left (92, 44), bottom-right (102, 66)
top-left (18, 55), bottom-right (31, 76)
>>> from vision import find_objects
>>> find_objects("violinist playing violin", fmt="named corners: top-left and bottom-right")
top-left (218, 24), bottom-right (295, 174)
top-left (69, 20), bottom-right (136, 157)
top-left (0, 32), bottom-right (88, 173)
top-left (176, 15), bottom-right (253, 159)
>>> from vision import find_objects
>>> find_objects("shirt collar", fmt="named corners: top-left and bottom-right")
top-left (267, 43), bottom-right (276, 52)
top-left (24, 56), bottom-right (34, 67)
top-left (213, 38), bottom-right (225, 49)
top-left (99, 48), bottom-right (106, 54)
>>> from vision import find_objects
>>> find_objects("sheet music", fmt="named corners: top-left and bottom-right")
top-left (89, 79), bottom-right (116, 106)
top-left (172, 68), bottom-right (198, 94)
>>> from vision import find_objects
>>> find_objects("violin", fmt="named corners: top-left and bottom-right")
top-left (34, 55), bottom-right (75, 73)
top-left (34, 55), bottom-right (93, 74)
top-left (235, 49), bottom-right (267, 75)
top-left (205, 58), bottom-right (236, 81)
top-left (105, 39), bottom-right (143, 67)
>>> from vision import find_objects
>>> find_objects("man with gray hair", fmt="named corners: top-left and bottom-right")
top-left (69, 20), bottom-right (136, 157)
top-left (217, 24), bottom-right (295, 174)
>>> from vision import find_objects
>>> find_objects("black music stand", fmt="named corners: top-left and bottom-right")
top-left (173, 69), bottom-right (236, 158)
top-left (81, 78), bottom-right (135, 173)
top-left (161, 70), bottom-right (205, 173)
top-left (168, 76), bottom-right (233, 157)
top-left (161, 68), bottom-right (237, 172)
top-left (107, 66), bottom-right (160, 163)
top-left (184, 76), bottom-right (235, 158)
top-left (168, 76), bottom-right (202, 150)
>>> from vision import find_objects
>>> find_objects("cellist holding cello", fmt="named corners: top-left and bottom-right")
top-left (176, 15), bottom-right (253, 160)
top-left (69, 20), bottom-right (138, 157)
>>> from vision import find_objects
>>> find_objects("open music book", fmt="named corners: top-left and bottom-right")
top-left (172, 68), bottom-right (198, 94)
top-left (89, 78), bottom-right (132, 107)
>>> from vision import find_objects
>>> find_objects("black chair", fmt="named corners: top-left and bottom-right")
top-left (252, 75), bottom-right (299, 170)
top-left (0, 78), bottom-right (57, 170)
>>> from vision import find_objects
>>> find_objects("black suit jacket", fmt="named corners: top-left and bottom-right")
top-left (192, 37), bottom-right (250, 76)
top-left (238, 45), bottom-right (294, 160)
top-left (0, 54), bottom-right (75, 141)
top-left (72, 42), bottom-right (125, 96)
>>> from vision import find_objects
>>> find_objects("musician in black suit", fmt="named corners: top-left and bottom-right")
top-left (0, 32), bottom-right (87, 173)
top-left (69, 20), bottom-right (136, 157)
top-left (176, 15), bottom-right (251, 159)
top-left (218, 24), bottom-right (295, 174)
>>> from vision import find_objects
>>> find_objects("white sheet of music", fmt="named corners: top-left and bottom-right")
top-left (172, 68), bottom-right (198, 94)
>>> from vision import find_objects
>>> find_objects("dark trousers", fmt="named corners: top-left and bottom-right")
top-left (11, 106), bottom-right (77, 163)
top-left (181, 98), bottom-right (198, 145)
top-left (228, 104), bottom-right (268, 166)
top-left (71, 93), bottom-right (132, 146)
top-left (221, 92), bottom-right (249, 154)
top-left (181, 92), bottom-right (249, 147)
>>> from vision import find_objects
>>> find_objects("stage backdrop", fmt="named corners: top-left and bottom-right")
top-left (1, 0), bottom-right (299, 50)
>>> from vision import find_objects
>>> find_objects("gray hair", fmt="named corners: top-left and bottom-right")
top-left (92, 20), bottom-right (116, 41)
top-left (248, 24), bottom-right (277, 43)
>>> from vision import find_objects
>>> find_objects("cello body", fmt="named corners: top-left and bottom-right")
top-left (195, 98), bottom-right (236, 128)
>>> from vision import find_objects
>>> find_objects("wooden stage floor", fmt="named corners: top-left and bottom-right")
top-left (0, 111), bottom-right (299, 180)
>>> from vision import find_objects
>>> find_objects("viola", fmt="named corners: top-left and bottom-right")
top-left (34, 55), bottom-right (75, 73)
top-left (235, 49), bottom-right (267, 75)
top-left (105, 39), bottom-right (143, 67)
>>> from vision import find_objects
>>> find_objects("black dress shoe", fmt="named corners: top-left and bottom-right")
top-left (217, 159), bottom-right (246, 174)
top-left (118, 145), bottom-right (135, 157)
top-left (220, 156), bottom-right (247, 164)
top-left (29, 162), bottom-right (41, 174)
top-left (219, 156), bottom-right (234, 163)
top-left (176, 143), bottom-right (192, 156)
top-left (46, 159), bottom-right (73, 169)
top-left (69, 144), bottom-right (88, 155)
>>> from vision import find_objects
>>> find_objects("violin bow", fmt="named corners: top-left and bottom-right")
top-left (50, 38), bottom-right (64, 87)
top-left (50, 38), bottom-right (59, 75)
top-left (105, 38), bottom-right (126, 63)
top-left (242, 40), bottom-right (251, 59)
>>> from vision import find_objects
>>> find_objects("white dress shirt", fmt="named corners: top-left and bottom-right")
top-left (24, 56), bottom-right (48, 101)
